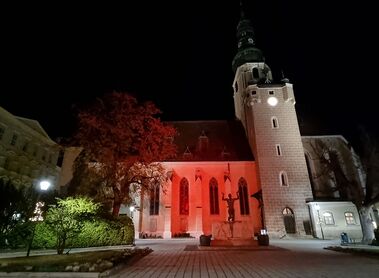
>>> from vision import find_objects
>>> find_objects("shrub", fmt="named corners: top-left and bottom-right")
top-left (33, 217), bottom-right (134, 249)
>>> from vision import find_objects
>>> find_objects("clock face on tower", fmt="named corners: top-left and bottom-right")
top-left (267, 97), bottom-right (278, 106)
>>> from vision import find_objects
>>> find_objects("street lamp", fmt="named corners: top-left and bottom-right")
top-left (26, 180), bottom-right (51, 256)
top-left (315, 203), bottom-right (324, 240)
top-left (129, 205), bottom-right (136, 246)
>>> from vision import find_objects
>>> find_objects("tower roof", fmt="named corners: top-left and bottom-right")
top-left (232, 4), bottom-right (264, 72)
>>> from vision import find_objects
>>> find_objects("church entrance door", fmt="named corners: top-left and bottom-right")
top-left (282, 207), bottom-right (296, 234)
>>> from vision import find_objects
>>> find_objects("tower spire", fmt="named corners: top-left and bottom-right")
top-left (232, 2), bottom-right (264, 72)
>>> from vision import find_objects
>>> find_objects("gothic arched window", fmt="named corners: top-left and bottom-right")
top-left (209, 177), bottom-right (219, 215)
top-left (149, 182), bottom-right (160, 215)
top-left (280, 171), bottom-right (288, 186)
top-left (180, 178), bottom-right (189, 215)
top-left (238, 177), bottom-right (250, 215)
top-left (271, 116), bottom-right (279, 128)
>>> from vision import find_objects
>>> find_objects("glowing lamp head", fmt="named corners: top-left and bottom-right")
top-left (267, 96), bottom-right (278, 106)
top-left (39, 180), bottom-right (51, 191)
top-left (129, 206), bottom-right (135, 212)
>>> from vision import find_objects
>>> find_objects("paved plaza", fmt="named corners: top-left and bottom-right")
top-left (109, 238), bottom-right (379, 278)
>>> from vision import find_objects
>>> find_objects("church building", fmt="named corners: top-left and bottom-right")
top-left (60, 9), bottom-right (375, 241)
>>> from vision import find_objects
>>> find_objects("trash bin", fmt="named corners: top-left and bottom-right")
top-left (258, 229), bottom-right (269, 246)
top-left (199, 235), bottom-right (211, 246)
top-left (340, 232), bottom-right (349, 245)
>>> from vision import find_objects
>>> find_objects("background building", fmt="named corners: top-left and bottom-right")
top-left (0, 106), bottom-right (60, 189)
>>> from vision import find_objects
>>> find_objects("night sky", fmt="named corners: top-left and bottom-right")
top-left (1, 1), bottom-right (378, 146)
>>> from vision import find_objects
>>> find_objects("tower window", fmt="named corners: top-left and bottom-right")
top-left (252, 68), bottom-right (259, 79)
top-left (280, 171), bottom-right (288, 186)
top-left (149, 182), bottom-right (160, 215)
top-left (238, 177), bottom-right (250, 215)
top-left (269, 91), bottom-right (274, 95)
top-left (180, 178), bottom-right (189, 215)
top-left (276, 144), bottom-right (282, 156)
top-left (209, 178), bottom-right (219, 215)
top-left (251, 91), bottom-right (257, 95)
top-left (271, 117), bottom-right (279, 128)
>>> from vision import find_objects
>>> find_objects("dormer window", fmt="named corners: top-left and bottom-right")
top-left (198, 130), bottom-right (209, 153)
top-left (183, 146), bottom-right (193, 160)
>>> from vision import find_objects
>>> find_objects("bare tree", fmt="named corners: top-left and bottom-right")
top-left (69, 92), bottom-right (177, 215)
top-left (307, 133), bottom-right (379, 244)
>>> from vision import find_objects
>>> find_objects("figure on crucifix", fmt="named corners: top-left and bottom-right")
top-left (222, 192), bottom-right (239, 222)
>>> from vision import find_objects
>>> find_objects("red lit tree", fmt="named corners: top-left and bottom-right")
top-left (70, 92), bottom-right (177, 215)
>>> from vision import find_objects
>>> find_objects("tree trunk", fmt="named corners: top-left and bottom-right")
top-left (359, 206), bottom-right (375, 244)
top-left (112, 187), bottom-right (122, 216)
top-left (112, 201), bottom-right (121, 216)
top-left (57, 234), bottom-right (66, 255)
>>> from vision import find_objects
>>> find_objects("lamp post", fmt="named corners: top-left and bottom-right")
top-left (26, 180), bottom-right (51, 256)
top-left (129, 205), bottom-right (136, 246)
top-left (315, 203), bottom-right (324, 240)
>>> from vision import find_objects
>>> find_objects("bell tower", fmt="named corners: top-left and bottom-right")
top-left (232, 7), bottom-right (313, 237)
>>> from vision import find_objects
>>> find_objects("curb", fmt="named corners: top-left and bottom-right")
top-left (0, 272), bottom-right (100, 277)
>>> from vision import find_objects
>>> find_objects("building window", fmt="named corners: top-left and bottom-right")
top-left (271, 116), bottom-right (279, 128)
top-left (149, 182), bottom-right (160, 215)
top-left (276, 144), bottom-right (282, 156)
top-left (344, 212), bottom-right (356, 225)
top-left (180, 178), bottom-right (189, 215)
top-left (269, 90), bottom-right (274, 95)
top-left (209, 178), bottom-right (219, 215)
top-left (10, 134), bottom-right (18, 146)
top-left (252, 68), bottom-right (259, 79)
top-left (323, 211), bottom-right (335, 225)
top-left (280, 171), bottom-right (288, 186)
top-left (238, 177), bottom-right (250, 215)
top-left (0, 127), bottom-right (5, 140)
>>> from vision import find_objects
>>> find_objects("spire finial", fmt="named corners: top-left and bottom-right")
top-left (240, 0), bottom-right (245, 19)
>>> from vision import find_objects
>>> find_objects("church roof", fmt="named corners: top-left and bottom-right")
top-left (168, 120), bottom-right (254, 162)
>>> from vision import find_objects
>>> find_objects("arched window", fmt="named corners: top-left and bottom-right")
top-left (149, 182), bottom-right (160, 215)
top-left (209, 178), bottom-right (219, 215)
top-left (271, 116), bottom-right (279, 128)
top-left (323, 211), bottom-right (335, 225)
top-left (180, 178), bottom-right (189, 215)
top-left (280, 171), bottom-right (288, 186)
top-left (252, 68), bottom-right (259, 79)
top-left (344, 212), bottom-right (356, 225)
top-left (238, 178), bottom-right (250, 215)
